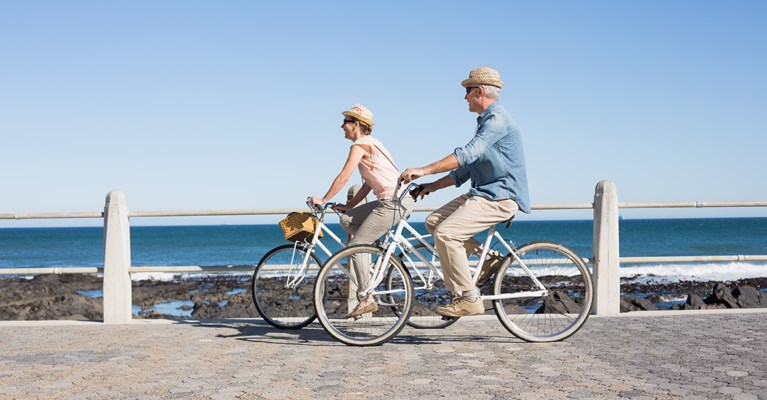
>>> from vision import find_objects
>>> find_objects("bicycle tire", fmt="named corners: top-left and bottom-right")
top-left (493, 241), bottom-right (593, 342)
top-left (394, 242), bottom-right (457, 329)
top-left (252, 244), bottom-right (322, 329)
top-left (314, 245), bottom-right (414, 346)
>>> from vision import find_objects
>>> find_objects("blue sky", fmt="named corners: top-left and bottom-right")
top-left (1, 1), bottom-right (766, 226)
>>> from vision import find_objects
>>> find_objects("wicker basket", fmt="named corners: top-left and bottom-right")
top-left (279, 212), bottom-right (323, 242)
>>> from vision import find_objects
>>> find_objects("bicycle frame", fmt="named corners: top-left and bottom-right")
top-left (363, 184), bottom-right (548, 301)
top-left (283, 204), bottom-right (346, 289)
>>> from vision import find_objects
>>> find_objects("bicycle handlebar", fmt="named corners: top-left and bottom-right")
top-left (408, 183), bottom-right (430, 202)
top-left (304, 180), bottom-right (423, 216)
top-left (305, 198), bottom-right (339, 213)
top-left (394, 181), bottom-right (429, 203)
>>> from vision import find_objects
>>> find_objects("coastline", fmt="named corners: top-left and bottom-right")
top-left (1, 273), bottom-right (766, 321)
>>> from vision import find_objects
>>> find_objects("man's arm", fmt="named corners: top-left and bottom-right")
top-left (399, 154), bottom-right (460, 183)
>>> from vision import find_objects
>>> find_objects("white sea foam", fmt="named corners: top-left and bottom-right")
top-left (130, 271), bottom-right (249, 282)
top-left (621, 262), bottom-right (767, 283)
top-left (131, 272), bottom-right (179, 282)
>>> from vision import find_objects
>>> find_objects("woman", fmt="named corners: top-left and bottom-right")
top-left (310, 104), bottom-right (412, 318)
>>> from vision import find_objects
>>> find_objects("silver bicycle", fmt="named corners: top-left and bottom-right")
top-left (313, 183), bottom-right (594, 346)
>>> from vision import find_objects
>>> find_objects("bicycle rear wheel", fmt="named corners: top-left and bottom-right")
top-left (252, 244), bottom-right (322, 329)
top-left (493, 241), bottom-right (593, 342)
top-left (395, 243), bottom-right (456, 329)
top-left (314, 245), bottom-right (413, 346)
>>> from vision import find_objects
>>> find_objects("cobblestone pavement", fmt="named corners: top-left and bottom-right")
top-left (1, 310), bottom-right (766, 400)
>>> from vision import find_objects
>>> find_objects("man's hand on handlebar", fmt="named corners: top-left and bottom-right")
top-left (409, 183), bottom-right (432, 202)
top-left (399, 167), bottom-right (425, 184)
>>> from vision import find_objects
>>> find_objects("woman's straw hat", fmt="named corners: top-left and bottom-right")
top-left (461, 67), bottom-right (504, 89)
top-left (342, 104), bottom-right (374, 127)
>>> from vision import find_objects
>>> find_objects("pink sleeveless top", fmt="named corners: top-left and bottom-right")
top-left (354, 136), bottom-right (400, 200)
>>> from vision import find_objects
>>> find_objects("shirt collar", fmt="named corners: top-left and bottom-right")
top-left (477, 101), bottom-right (499, 123)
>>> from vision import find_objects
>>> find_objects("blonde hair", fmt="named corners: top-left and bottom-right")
top-left (356, 119), bottom-right (372, 135)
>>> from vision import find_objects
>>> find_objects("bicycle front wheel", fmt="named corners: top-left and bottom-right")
top-left (252, 244), bottom-right (322, 329)
top-left (493, 241), bottom-right (593, 342)
top-left (314, 245), bottom-right (414, 346)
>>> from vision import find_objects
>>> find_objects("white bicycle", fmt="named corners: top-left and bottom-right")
top-left (252, 198), bottom-right (456, 330)
top-left (313, 183), bottom-right (594, 346)
top-left (251, 201), bottom-right (345, 329)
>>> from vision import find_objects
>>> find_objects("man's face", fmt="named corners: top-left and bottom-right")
top-left (464, 86), bottom-right (482, 113)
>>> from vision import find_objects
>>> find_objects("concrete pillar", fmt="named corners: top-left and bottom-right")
top-left (103, 190), bottom-right (132, 324)
top-left (592, 180), bottom-right (620, 315)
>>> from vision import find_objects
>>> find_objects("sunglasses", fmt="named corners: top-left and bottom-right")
top-left (342, 119), bottom-right (356, 125)
top-left (465, 86), bottom-right (479, 94)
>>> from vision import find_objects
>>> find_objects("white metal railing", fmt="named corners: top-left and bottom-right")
top-left (1, 181), bottom-right (766, 322)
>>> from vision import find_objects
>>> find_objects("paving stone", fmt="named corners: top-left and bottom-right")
top-left (0, 311), bottom-right (766, 399)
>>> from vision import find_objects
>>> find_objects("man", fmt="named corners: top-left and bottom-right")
top-left (399, 66), bottom-right (530, 317)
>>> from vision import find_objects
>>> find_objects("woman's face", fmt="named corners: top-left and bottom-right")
top-left (342, 118), bottom-right (358, 140)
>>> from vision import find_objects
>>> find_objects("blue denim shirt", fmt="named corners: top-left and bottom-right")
top-left (448, 102), bottom-right (530, 213)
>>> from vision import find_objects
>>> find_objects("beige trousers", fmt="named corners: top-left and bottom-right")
top-left (425, 194), bottom-right (519, 293)
top-left (340, 197), bottom-right (413, 299)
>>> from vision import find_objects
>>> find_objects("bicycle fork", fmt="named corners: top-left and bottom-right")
top-left (284, 242), bottom-right (314, 289)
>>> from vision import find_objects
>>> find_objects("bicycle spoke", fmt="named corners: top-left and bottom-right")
top-left (315, 245), bottom-right (413, 346)
top-left (252, 244), bottom-right (321, 329)
top-left (493, 241), bottom-right (593, 342)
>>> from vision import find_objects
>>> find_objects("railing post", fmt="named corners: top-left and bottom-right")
top-left (103, 190), bottom-right (132, 324)
top-left (592, 180), bottom-right (620, 315)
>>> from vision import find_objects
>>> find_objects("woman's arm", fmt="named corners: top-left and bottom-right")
top-left (345, 183), bottom-right (372, 208)
top-left (310, 144), bottom-right (366, 205)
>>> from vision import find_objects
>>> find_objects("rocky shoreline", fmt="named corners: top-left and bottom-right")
top-left (1, 274), bottom-right (766, 321)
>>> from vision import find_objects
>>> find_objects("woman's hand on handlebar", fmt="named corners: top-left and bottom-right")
top-left (333, 203), bottom-right (350, 213)
top-left (307, 196), bottom-right (342, 213)
top-left (309, 195), bottom-right (325, 207)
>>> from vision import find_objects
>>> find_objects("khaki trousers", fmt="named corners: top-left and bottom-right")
top-left (340, 197), bottom-right (413, 299)
top-left (425, 194), bottom-right (518, 293)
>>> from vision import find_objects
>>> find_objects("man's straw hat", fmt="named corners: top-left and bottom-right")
top-left (461, 67), bottom-right (504, 89)
top-left (342, 104), bottom-right (374, 127)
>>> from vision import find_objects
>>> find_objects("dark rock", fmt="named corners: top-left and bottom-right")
top-left (620, 296), bottom-right (657, 311)
top-left (191, 301), bottom-right (222, 319)
top-left (540, 291), bottom-right (580, 314)
top-left (706, 283), bottom-right (740, 308)
top-left (620, 297), bottom-right (639, 312)
top-left (631, 297), bottom-right (658, 311)
top-left (680, 293), bottom-right (707, 310)
top-left (4, 273), bottom-right (767, 320)
top-left (733, 286), bottom-right (764, 308)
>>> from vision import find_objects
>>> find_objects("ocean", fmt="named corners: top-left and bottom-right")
top-left (1, 217), bottom-right (766, 283)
